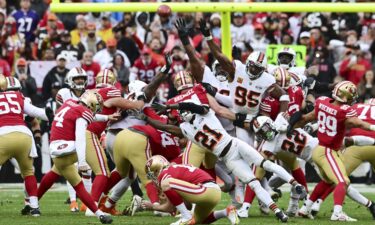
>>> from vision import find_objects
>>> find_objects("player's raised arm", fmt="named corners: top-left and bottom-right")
top-left (142, 53), bottom-right (173, 101)
top-left (198, 19), bottom-right (235, 81)
top-left (175, 18), bottom-right (204, 82)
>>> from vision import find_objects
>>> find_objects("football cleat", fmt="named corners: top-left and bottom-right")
top-left (100, 204), bottom-right (121, 216)
top-left (154, 210), bottom-right (171, 217)
top-left (21, 205), bottom-right (31, 215)
top-left (311, 199), bottom-right (322, 216)
top-left (99, 215), bottom-right (113, 224)
top-left (298, 205), bottom-right (314, 219)
top-left (80, 203), bottom-right (87, 212)
top-left (170, 217), bottom-right (195, 225)
top-left (129, 195), bottom-right (143, 216)
top-left (258, 201), bottom-right (270, 215)
top-left (30, 207), bottom-right (41, 217)
top-left (292, 184), bottom-right (306, 196)
top-left (275, 210), bottom-right (288, 223)
top-left (330, 211), bottom-right (357, 222)
top-left (368, 202), bottom-right (375, 220)
top-left (226, 205), bottom-right (240, 225)
top-left (286, 201), bottom-right (299, 217)
top-left (70, 200), bottom-right (79, 212)
top-left (236, 206), bottom-right (249, 218)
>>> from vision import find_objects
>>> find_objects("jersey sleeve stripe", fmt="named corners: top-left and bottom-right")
top-left (82, 112), bottom-right (94, 123)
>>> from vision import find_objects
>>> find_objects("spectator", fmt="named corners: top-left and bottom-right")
top-left (30, 0), bottom-right (49, 19)
top-left (42, 54), bottom-right (69, 101)
top-left (148, 38), bottom-right (165, 65)
top-left (97, 12), bottom-right (114, 43)
top-left (135, 12), bottom-right (151, 43)
top-left (115, 26), bottom-right (141, 65)
top-left (0, 57), bottom-right (11, 76)
top-left (248, 23), bottom-right (269, 53)
top-left (54, 30), bottom-right (82, 62)
top-left (12, 0), bottom-right (39, 42)
top-left (43, 49), bottom-right (55, 61)
top-left (130, 48), bottom-right (159, 83)
top-left (339, 49), bottom-right (371, 85)
top-left (81, 51), bottom-right (101, 89)
top-left (210, 13), bottom-right (221, 40)
top-left (358, 70), bottom-right (375, 102)
top-left (112, 53), bottom-right (130, 83)
top-left (1, 16), bottom-right (26, 68)
top-left (70, 15), bottom-right (87, 46)
top-left (93, 37), bottom-right (130, 69)
top-left (280, 33), bottom-right (294, 45)
top-left (35, 13), bottom-right (62, 59)
top-left (77, 22), bottom-right (106, 54)
top-left (230, 12), bottom-right (253, 51)
top-left (13, 58), bottom-right (38, 103)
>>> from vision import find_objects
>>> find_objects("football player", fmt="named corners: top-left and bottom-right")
top-left (37, 90), bottom-right (112, 224)
top-left (142, 155), bottom-right (239, 225)
top-left (0, 74), bottom-right (52, 216)
top-left (146, 99), bottom-right (310, 222)
top-left (290, 81), bottom-right (375, 221)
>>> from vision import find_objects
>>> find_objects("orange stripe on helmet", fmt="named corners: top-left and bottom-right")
top-left (257, 52), bottom-right (265, 64)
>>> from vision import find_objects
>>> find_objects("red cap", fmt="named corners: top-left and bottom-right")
top-left (17, 58), bottom-right (27, 66)
top-left (254, 23), bottom-right (264, 30)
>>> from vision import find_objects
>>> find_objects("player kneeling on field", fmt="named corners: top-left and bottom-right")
top-left (142, 155), bottom-right (239, 225)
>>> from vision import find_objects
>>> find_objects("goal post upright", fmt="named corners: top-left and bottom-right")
top-left (50, 1), bottom-right (375, 58)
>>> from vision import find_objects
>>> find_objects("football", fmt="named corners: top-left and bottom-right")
top-left (157, 4), bottom-right (172, 17)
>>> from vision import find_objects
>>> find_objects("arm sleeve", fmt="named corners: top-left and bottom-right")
top-left (75, 118), bottom-right (88, 164)
top-left (352, 136), bottom-right (375, 146)
top-left (94, 114), bottom-right (109, 122)
top-left (24, 100), bottom-right (48, 121)
top-left (215, 92), bottom-right (233, 108)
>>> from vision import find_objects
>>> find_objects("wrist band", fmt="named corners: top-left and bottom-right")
top-left (370, 125), bottom-right (375, 131)
top-left (205, 35), bottom-right (213, 41)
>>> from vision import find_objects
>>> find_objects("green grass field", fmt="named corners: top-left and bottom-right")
top-left (0, 186), bottom-right (374, 225)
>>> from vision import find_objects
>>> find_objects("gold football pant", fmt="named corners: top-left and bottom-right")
top-left (344, 145), bottom-right (375, 174)
top-left (182, 141), bottom-right (217, 169)
top-left (167, 178), bottom-right (221, 223)
top-left (0, 132), bottom-right (33, 177)
top-left (312, 145), bottom-right (349, 185)
top-left (86, 131), bottom-right (110, 176)
top-left (52, 153), bottom-right (81, 186)
top-left (113, 129), bottom-right (151, 185)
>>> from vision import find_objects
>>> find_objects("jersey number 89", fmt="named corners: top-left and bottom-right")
top-left (317, 111), bottom-right (337, 137)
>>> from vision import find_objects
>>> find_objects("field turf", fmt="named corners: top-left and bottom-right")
top-left (0, 185), bottom-right (374, 225)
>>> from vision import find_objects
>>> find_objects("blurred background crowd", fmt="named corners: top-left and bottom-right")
top-left (0, 0), bottom-right (375, 183)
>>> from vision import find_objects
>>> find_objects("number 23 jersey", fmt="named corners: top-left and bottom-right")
top-left (180, 110), bottom-right (232, 157)
top-left (262, 128), bottom-right (318, 162)
top-left (315, 96), bottom-right (357, 150)
top-left (229, 60), bottom-right (275, 117)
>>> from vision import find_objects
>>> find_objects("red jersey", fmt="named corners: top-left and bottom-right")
top-left (131, 58), bottom-right (160, 83)
top-left (0, 91), bottom-right (25, 127)
top-left (260, 86), bottom-right (304, 120)
top-left (158, 164), bottom-right (215, 185)
top-left (87, 87), bottom-right (122, 136)
top-left (348, 103), bottom-right (375, 138)
top-left (82, 62), bottom-right (101, 89)
top-left (50, 100), bottom-right (94, 142)
top-left (166, 84), bottom-right (209, 123)
top-left (315, 97), bottom-right (357, 150)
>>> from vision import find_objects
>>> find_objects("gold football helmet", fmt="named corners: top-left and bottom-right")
top-left (96, 69), bottom-right (117, 88)
top-left (145, 155), bottom-right (170, 182)
top-left (332, 81), bottom-right (358, 105)
top-left (173, 71), bottom-right (194, 92)
top-left (273, 67), bottom-right (291, 89)
top-left (79, 90), bottom-right (104, 114)
top-left (0, 74), bottom-right (7, 91)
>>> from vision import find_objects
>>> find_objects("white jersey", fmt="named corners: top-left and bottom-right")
top-left (202, 66), bottom-right (234, 133)
top-left (229, 60), bottom-right (275, 119)
top-left (267, 64), bottom-right (306, 86)
top-left (261, 128), bottom-right (318, 162)
top-left (56, 88), bottom-right (80, 105)
top-left (180, 110), bottom-right (232, 157)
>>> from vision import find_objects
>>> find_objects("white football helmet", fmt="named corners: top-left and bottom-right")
top-left (277, 47), bottom-right (296, 69)
top-left (253, 116), bottom-right (277, 141)
top-left (212, 60), bottom-right (228, 82)
top-left (6, 77), bottom-right (22, 91)
top-left (245, 51), bottom-right (267, 80)
top-left (66, 67), bottom-right (87, 90)
top-left (128, 80), bottom-right (147, 94)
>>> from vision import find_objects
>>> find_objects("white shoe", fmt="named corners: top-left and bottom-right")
top-left (170, 217), bottom-right (195, 225)
top-left (226, 205), bottom-right (240, 225)
top-left (311, 199), bottom-right (322, 216)
top-left (330, 211), bottom-right (357, 222)
top-left (237, 206), bottom-right (249, 218)
top-left (298, 205), bottom-right (314, 219)
top-left (129, 195), bottom-right (143, 216)
top-left (154, 210), bottom-right (171, 217)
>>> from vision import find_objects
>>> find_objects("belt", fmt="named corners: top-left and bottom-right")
top-left (219, 140), bottom-right (232, 158)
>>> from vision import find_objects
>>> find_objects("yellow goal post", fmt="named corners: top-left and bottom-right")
top-left (50, 0), bottom-right (375, 58)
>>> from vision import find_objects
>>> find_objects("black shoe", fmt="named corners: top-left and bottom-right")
top-left (369, 202), bottom-right (375, 220)
top-left (275, 210), bottom-right (288, 223)
top-left (273, 188), bottom-right (282, 198)
top-left (64, 197), bottom-right (71, 204)
top-left (30, 208), bottom-right (41, 217)
top-left (21, 205), bottom-right (31, 215)
top-left (100, 215), bottom-right (113, 224)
